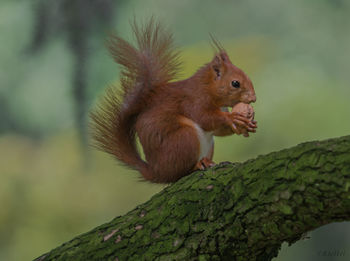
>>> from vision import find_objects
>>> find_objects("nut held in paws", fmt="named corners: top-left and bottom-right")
top-left (231, 103), bottom-right (254, 121)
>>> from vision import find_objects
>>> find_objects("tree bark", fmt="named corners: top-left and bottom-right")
top-left (34, 135), bottom-right (350, 261)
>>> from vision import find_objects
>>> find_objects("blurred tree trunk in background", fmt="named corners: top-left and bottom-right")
top-left (28, 0), bottom-right (117, 155)
top-left (34, 135), bottom-right (350, 260)
top-left (0, 96), bottom-right (32, 136)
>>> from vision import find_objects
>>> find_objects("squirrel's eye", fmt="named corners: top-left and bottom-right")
top-left (231, 80), bottom-right (240, 88)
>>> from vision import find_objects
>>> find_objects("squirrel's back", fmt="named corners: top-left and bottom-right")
top-left (90, 18), bottom-right (180, 179)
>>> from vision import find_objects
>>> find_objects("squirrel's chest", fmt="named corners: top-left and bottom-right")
top-left (192, 123), bottom-right (214, 160)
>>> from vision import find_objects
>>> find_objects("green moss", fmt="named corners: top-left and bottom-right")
top-left (277, 203), bottom-right (293, 215)
top-left (279, 190), bottom-right (291, 200)
top-left (264, 190), bottom-right (280, 203)
top-left (262, 221), bottom-right (280, 235)
top-left (344, 182), bottom-right (350, 192)
top-left (292, 193), bottom-right (304, 204)
top-left (177, 220), bottom-right (190, 234)
top-left (236, 198), bottom-right (254, 213)
top-left (231, 180), bottom-right (244, 200)
top-left (198, 254), bottom-right (210, 261)
top-left (216, 172), bottom-right (234, 185)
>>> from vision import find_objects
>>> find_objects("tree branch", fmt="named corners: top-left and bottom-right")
top-left (35, 135), bottom-right (350, 261)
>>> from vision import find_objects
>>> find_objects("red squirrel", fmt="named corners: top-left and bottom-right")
top-left (90, 19), bottom-right (257, 183)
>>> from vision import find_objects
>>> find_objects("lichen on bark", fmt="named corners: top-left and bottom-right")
top-left (35, 135), bottom-right (350, 261)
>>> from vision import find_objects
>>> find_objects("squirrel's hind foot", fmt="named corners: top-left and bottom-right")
top-left (194, 157), bottom-right (216, 171)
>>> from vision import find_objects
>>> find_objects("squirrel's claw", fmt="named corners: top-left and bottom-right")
top-left (232, 119), bottom-right (249, 129)
top-left (230, 112), bottom-right (257, 134)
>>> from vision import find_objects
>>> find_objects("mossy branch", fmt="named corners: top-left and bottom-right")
top-left (35, 135), bottom-right (350, 261)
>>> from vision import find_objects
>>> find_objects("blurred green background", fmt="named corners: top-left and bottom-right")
top-left (1, 0), bottom-right (350, 260)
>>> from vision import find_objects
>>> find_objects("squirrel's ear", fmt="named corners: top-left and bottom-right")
top-left (211, 55), bottom-right (222, 79)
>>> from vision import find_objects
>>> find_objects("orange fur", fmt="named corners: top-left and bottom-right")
top-left (90, 19), bottom-right (257, 183)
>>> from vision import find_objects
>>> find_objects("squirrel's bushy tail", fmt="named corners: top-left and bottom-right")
top-left (90, 18), bottom-right (180, 180)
